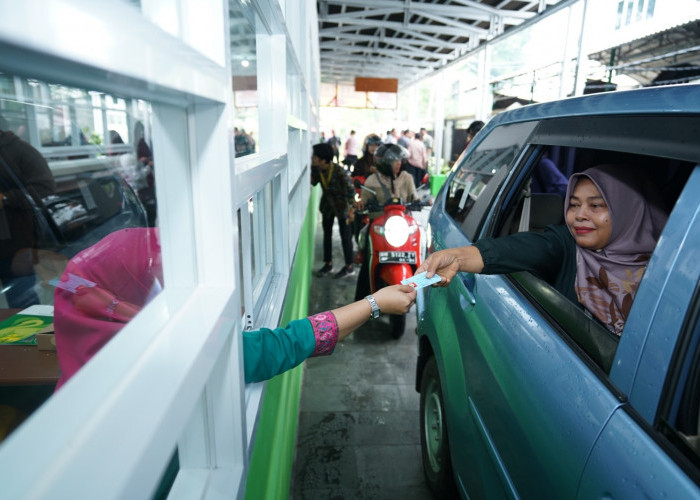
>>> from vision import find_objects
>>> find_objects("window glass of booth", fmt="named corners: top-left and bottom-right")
top-left (249, 183), bottom-right (273, 304)
top-left (230, 0), bottom-right (260, 159)
top-left (0, 71), bottom-right (159, 442)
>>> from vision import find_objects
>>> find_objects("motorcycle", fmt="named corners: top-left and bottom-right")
top-left (356, 192), bottom-right (429, 338)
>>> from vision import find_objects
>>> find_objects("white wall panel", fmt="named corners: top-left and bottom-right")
top-left (0, 0), bottom-right (319, 498)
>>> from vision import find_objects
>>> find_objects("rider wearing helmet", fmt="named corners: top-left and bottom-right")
top-left (352, 134), bottom-right (383, 179)
top-left (353, 144), bottom-right (419, 301)
top-left (360, 143), bottom-right (417, 214)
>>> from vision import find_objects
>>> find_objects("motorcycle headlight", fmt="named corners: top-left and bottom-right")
top-left (384, 215), bottom-right (410, 247)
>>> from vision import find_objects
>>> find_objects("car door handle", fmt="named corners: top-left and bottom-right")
top-left (461, 289), bottom-right (476, 307)
top-left (459, 274), bottom-right (477, 306)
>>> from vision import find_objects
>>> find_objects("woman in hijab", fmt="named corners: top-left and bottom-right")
top-left (53, 228), bottom-right (416, 389)
top-left (415, 164), bottom-right (669, 335)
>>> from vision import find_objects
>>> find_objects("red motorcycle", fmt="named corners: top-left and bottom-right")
top-left (356, 196), bottom-right (428, 338)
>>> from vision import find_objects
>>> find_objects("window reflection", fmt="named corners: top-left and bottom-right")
top-left (229, 0), bottom-right (259, 158)
top-left (0, 71), bottom-right (159, 441)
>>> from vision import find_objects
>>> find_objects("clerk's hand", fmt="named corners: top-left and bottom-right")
top-left (73, 285), bottom-right (140, 321)
top-left (373, 285), bottom-right (417, 315)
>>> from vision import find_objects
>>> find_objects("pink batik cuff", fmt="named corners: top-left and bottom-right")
top-left (309, 311), bottom-right (339, 356)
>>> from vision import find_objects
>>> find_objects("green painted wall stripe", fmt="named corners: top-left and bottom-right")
top-left (244, 185), bottom-right (319, 499)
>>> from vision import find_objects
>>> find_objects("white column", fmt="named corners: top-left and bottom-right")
top-left (432, 72), bottom-right (446, 174)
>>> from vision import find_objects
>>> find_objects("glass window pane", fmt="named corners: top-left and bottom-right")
top-left (0, 70), bottom-right (162, 439)
top-left (445, 121), bottom-right (536, 240)
top-left (230, 0), bottom-right (259, 158)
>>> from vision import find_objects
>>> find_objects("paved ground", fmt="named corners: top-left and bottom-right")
top-left (291, 212), bottom-right (434, 500)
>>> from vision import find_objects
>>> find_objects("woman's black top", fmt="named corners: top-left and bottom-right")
top-left (474, 225), bottom-right (578, 305)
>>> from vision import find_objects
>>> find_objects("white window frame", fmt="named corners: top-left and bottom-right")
top-left (0, 0), bottom-right (318, 497)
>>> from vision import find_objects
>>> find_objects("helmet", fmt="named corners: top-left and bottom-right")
top-left (374, 144), bottom-right (408, 178)
top-left (363, 134), bottom-right (383, 153)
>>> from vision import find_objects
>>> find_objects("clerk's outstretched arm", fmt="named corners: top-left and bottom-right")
top-left (332, 284), bottom-right (417, 340)
top-left (243, 284), bottom-right (417, 383)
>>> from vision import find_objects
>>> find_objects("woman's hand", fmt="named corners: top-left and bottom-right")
top-left (373, 284), bottom-right (417, 314)
top-left (73, 285), bottom-right (140, 321)
top-left (415, 246), bottom-right (484, 287)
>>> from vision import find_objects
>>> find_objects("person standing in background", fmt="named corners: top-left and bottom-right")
top-left (397, 129), bottom-right (410, 148)
top-left (133, 120), bottom-right (156, 227)
top-left (342, 130), bottom-right (360, 169)
top-left (327, 129), bottom-right (341, 165)
top-left (406, 130), bottom-right (427, 188)
top-left (420, 127), bottom-right (433, 159)
top-left (0, 115), bottom-right (56, 307)
top-left (310, 143), bottom-right (356, 279)
top-left (465, 120), bottom-right (485, 149)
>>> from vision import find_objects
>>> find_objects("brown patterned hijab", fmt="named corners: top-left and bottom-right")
top-left (564, 165), bottom-right (668, 335)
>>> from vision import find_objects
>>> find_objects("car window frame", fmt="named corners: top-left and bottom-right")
top-left (443, 121), bottom-right (538, 240)
top-left (657, 277), bottom-right (700, 479)
top-left (509, 271), bottom-right (620, 374)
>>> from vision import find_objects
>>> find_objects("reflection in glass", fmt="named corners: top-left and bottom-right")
top-left (229, 0), bottom-right (259, 158)
top-left (0, 70), bottom-right (158, 441)
top-left (53, 227), bottom-right (162, 390)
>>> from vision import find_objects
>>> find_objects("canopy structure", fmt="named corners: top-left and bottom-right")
top-left (589, 20), bottom-right (700, 87)
top-left (317, 0), bottom-right (564, 88)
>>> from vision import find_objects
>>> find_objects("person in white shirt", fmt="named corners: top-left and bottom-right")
top-left (342, 130), bottom-right (361, 169)
top-left (406, 131), bottom-right (428, 187)
top-left (420, 127), bottom-right (433, 157)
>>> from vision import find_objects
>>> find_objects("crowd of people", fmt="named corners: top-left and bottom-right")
top-left (312, 127), bottom-right (434, 281)
top-left (319, 127), bottom-right (433, 187)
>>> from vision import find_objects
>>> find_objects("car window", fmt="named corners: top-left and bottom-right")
top-left (511, 271), bottom-right (619, 373)
top-left (445, 121), bottom-right (537, 240)
top-left (489, 138), bottom-right (694, 373)
top-left (658, 281), bottom-right (700, 472)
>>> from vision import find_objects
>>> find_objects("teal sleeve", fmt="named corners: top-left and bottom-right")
top-left (243, 318), bottom-right (316, 383)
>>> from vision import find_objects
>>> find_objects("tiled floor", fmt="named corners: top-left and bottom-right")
top-left (291, 214), bottom-right (434, 499)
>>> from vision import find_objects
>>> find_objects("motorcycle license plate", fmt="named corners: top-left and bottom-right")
top-left (378, 251), bottom-right (416, 264)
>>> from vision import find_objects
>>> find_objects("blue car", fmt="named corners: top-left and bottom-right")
top-left (416, 84), bottom-right (700, 498)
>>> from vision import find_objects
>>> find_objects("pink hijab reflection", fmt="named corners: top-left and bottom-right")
top-left (54, 228), bottom-right (162, 390)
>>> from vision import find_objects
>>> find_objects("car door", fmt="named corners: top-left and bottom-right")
top-left (578, 167), bottom-right (700, 498)
top-left (431, 121), bottom-right (620, 498)
top-left (429, 122), bottom-right (537, 496)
